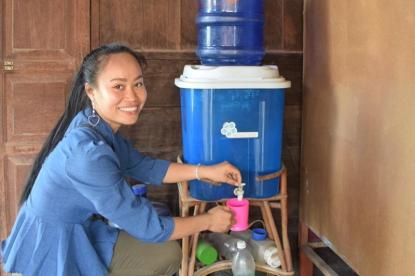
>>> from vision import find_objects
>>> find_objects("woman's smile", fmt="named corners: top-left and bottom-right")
top-left (118, 105), bottom-right (139, 113)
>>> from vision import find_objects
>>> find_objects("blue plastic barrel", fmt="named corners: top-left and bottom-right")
top-left (196, 0), bottom-right (264, 65)
top-left (175, 66), bottom-right (291, 201)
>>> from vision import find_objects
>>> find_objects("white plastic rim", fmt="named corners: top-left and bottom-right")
top-left (264, 247), bottom-right (281, 268)
top-left (175, 65), bottom-right (291, 89)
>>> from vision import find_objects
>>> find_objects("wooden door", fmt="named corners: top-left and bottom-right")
top-left (0, 1), bottom-right (90, 270)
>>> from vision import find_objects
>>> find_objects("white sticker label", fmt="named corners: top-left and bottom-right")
top-left (221, 122), bottom-right (258, 139)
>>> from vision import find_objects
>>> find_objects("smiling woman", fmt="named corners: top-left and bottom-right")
top-left (0, 43), bottom-right (242, 276)
top-left (85, 52), bottom-right (147, 131)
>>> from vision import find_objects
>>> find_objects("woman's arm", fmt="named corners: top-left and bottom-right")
top-left (123, 137), bottom-right (241, 186)
top-left (162, 161), bottom-right (242, 186)
top-left (168, 205), bottom-right (235, 240)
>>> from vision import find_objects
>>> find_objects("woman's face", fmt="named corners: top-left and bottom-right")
top-left (85, 52), bottom-right (147, 132)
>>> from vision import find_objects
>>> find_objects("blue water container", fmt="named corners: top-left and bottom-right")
top-left (196, 0), bottom-right (264, 65)
top-left (175, 66), bottom-right (291, 201)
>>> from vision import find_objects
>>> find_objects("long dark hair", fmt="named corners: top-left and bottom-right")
top-left (20, 43), bottom-right (146, 205)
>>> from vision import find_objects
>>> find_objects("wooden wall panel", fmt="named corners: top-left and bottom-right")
top-left (283, 0), bottom-right (303, 50)
top-left (142, 0), bottom-right (181, 49)
top-left (4, 156), bottom-right (34, 233)
top-left (265, 0), bottom-right (306, 52)
top-left (122, 107), bottom-right (182, 158)
top-left (99, 0), bottom-right (181, 50)
top-left (12, 0), bottom-right (65, 49)
top-left (180, 0), bottom-right (199, 49)
top-left (301, 0), bottom-right (415, 274)
top-left (4, 74), bottom-right (69, 143)
top-left (143, 59), bottom-right (196, 107)
top-left (4, 0), bottom-right (89, 61)
top-left (283, 105), bottom-right (302, 218)
top-left (98, 0), bottom-right (144, 46)
top-left (264, 0), bottom-right (283, 50)
top-left (263, 53), bottom-right (303, 105)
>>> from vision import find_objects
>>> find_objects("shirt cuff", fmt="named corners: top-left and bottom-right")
top-left (159, 215), bottom-right (175, 242)
top-left (150, 159), bottom-right (170, 185)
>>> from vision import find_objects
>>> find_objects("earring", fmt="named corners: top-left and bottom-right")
top-left (88, 106), bottom-right (100, 127)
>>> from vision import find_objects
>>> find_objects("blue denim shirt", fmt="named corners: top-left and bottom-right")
top-left (1, 108), bottom-right (173, 275)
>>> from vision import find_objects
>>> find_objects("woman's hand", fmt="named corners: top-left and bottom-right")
top-left (206, 206), bottom-right (236, 232)
top-left (169, 205), bottom-right (236, 240)
top-left (198, 161), bottom-right (242, 186)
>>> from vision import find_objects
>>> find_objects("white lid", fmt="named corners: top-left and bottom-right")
top-left (236, 240), bottom-right (247, 249)
top-left (175, 65), bottom-right (291, 89)
top-left (264, 247), bottom-right (281, 268)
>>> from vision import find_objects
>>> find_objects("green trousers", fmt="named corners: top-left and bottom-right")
top-left (109, 231), bottom-right (181, 276)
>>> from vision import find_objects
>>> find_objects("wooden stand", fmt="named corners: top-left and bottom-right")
top-left (177, 156), bottom-right (294, 276)
top-left (299, 222), bottom-right (341, 276)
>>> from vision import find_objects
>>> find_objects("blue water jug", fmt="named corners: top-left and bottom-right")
top-left (196, 0), bottom-right (265, 65)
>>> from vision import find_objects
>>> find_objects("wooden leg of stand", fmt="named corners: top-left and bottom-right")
top-left (259, 204), bottom-right (275, 276)
top-left (280, 200), bottom-right (293, 271)
top-left (188, 202), bottom-right (201, 276)
top-left (259, 205), bottom-right (272, 237)
top-left (189, 203), bottom-right (201, 251)
top-left (263, 201), bottom-right (287, 271)
top-left (188, 202), bottom-right (207, 276)
top-left (280, 172), bottom-right (293, 271)
top-left (180, 202), bottom-right (190, 276)
top-left (299, 221), bottom-right (313, 276)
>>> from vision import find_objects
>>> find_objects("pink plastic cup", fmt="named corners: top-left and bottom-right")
top-left (226, 198), bottom-right (249, 231)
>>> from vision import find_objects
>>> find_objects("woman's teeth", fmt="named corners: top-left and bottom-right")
top-left (119, 106), bottom-right (138, 112)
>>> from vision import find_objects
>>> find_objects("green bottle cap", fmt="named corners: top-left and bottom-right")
top-left (196, 240), bottom-right (218, 265)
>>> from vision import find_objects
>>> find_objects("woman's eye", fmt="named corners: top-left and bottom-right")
top-left (135, 82), bottom-right (144, 88)
top-left (114, 84), bottom-right (124, 90)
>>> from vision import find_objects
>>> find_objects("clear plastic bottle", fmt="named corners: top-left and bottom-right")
top-left (231, 240), bottom-right (256, 276)
top-left (203, 232), bottom-right (243, 260)
top-left (231, 228), bottom-right (281, 268)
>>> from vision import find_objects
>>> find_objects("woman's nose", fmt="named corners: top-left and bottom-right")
top-left (125, 86), bottom-right (139, 100)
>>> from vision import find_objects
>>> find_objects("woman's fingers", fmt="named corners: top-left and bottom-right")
top-left (224, 165), bottom-right (242, 186)
top-left (201, 161), bottom-right (242, 186)
top-left (207, 206), bottom-right (235, 232)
